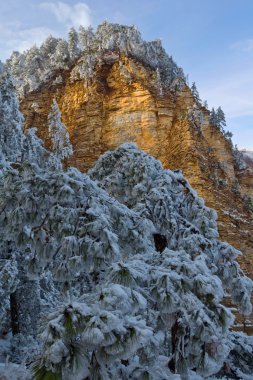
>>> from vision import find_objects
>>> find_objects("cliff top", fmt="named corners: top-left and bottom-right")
top-left (5, 21), bottom-right (185, 96)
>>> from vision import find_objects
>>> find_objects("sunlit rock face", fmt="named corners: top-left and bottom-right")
top-left (17, 24), bottom-right (253, 332)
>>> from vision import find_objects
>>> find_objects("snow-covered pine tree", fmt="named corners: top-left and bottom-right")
top-left (191, 81), bottom-right (201, 103)
top-left (0, 70), bottom-right (23, 163)
top-left (209, 106), bottom-right (226, 134)
top-left (54, 39), bottom-right (70, 70)
top-left (0, 155), bottom-right (155, 378)
top-left (22, 127), bottom-right (48, 168)
top-left (203, 100), bottom-right (208, 109)
top-left (0, 142), bottom-right (252, 379)
top-left (78, 25), bottom-right (95, 52)
top-left (47, 99), bottom-right (73, 167)
top-left (23, 45), bottom-right (44, 92)
top-left (209, 107), bottom-right (217, 126)
top-left (68, 27), bottom-right (80, 61)
top-left (215, 106), bottom-right (226, 132)
top-left (0, 76), bottom-right (44, 349)
top-left (40, 35), bottom-right (58, 59)
top-left (90, 143), bottom-right (253, 378)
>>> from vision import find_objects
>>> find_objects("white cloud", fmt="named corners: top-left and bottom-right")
top-left (40, 1), bottom-right (92, 29)
top-left (0, 23), bottom-right (56, 60)
top-left (231, 38), bottom-right (253, 52)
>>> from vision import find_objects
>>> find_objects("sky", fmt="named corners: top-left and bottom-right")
top-left (0, 0), bottom-right (252, 149)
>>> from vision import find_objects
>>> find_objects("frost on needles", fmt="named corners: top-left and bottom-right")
top-left (0, 69), bottom-right (253, 380)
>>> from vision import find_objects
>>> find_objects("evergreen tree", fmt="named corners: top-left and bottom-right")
top-left (54, 39), bottom-right (70, 69)
top-left (22, 127), bottom-right (48, 167)
top-left (40, 35), bottom-right (58, 58)
top-left (48, 99), bottom-right (73, 166)
top-left (209, 107), bottom-right (217, 125)
top-left (191, 81), bottom-right (201, 103)
top-left (78, 25), bottom-right (94, 51)
top-left (0, 71), bottom-right (23, 163)
top-left (68, 27), bottom-right (80, 61)
top-left (23, 45), bottom-right (44, 91)
top-left (216, 106), bottom-right (226, 131)
top-left (0, 143), bottom-right (252, 379)
top-left (0, 73), bottom-right (42, 343)
top-left (209, 107), bottom-right (226, 133)
top-left (203, 100), bottom-right (208, 109)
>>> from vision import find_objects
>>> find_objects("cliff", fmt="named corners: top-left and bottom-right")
top-left (239, 151), bottom-right (253, 200)
top-left (16, 28), bottom-right (253, 332)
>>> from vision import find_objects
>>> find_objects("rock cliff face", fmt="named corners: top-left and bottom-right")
top-left (239, 152), bottom-right (253, 200)
top-left (20, 48), bottom-right (253, 332)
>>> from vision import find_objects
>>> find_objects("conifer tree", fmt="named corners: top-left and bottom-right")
top-left (54, 39), bottom-right (70, 69)
top-left (68, 27), bottom-right (80, 61)
top-left (48, 99), bottom-right (73, 166)
top-left (0, 70), bottom-right (23, 163)
top-left (22, 127), bottom-right (48, 167)
top-left (191, 81), bottom-right (201, 103)
top-left (209, 106), bottom-right (226, 133)
top-left (0, 142), bottom-right (252, 379)
top-left (216, 106), bottom-right (226, 131)
top-left (78, 25), bottom-right (94, 51)
top-left (209, 107), bottom-right (217, 125)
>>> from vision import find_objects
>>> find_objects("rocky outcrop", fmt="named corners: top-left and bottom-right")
top-left (239, 151), bottom-right (253, 199)
top-left (20, 52), bottom-right (253, 332)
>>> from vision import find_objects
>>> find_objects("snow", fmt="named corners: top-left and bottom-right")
top-left (0, 362), bottom-right (30, 380)
top-left (6, 22), bottom-right (186, 96)
top-left (0, 69), bottom-right (252, 379)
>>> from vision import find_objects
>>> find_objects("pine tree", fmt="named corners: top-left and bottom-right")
top-left (209, 107), bottom-right (217, 125)
top-left (89, 143), bottom-right (252, 378)
top-left (40, 35), bottom-right (58, 58)
top-left (78, 25), bottom-right (94, 51)
top-left (54, 39), bottom-right (70, 69)
top-left (48, 99), bottom-right (73, 166)
top-left (22, 127), bottom-right (48, 167)
top-left (209, 106), bottom-right (226, 133)
top-left (203, 100), bottom-right (208, 109)
top-left (191, 81), bottom-right (201, 103)
top-left (0, 73), bottom-right (42, 341)
top-left (23, 45), bottom-right (44, 91)
top-left (68, 27), bottom-right (80, 61)
top-left (0, 143), bottom-right (252, 379)
top-left (0, 70), bottom-right (23, 164)
top-left (216, 106), bottom-right (226, 131)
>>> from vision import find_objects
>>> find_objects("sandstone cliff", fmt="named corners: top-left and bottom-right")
top-left (16, 30), bottom-right (253, 332)
top-left (239, 151), bottom-right (253, 200)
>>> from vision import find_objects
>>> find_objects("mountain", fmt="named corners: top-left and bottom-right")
top-left (1, 22), bottom-right (253, 379)
top-left (7, 23), bottom-right (252, 332)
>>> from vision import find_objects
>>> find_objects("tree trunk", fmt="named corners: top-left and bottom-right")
top-left (10, 292), bottom-right (20, 335)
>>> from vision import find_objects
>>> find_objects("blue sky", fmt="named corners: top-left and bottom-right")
top-left (0, 0), bottom-right (252, 149)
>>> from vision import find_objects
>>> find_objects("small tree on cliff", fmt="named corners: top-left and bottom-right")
top-left (209, 106), bottom-right (226, 133)
top-left (191, 81), bottom-right (201, 103)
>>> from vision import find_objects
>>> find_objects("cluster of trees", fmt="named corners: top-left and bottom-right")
top-left (6, 22), bottom-right (186, 96)
top-left (190, 83), bottom-right (225, 130)
top-left (190, 82), bottom-right (234, 145)
top-left (0, 68), bottom-right (252, 379)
